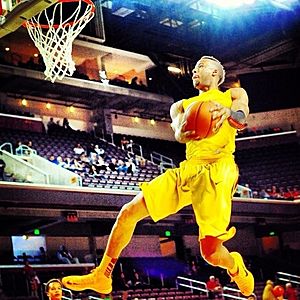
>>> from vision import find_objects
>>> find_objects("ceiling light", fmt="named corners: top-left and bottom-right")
top-left (5, 47), bottom-right (10, 51)
top-left (112, 7), bottom-right (134, 17)
top-left (21, 99), bottom-right (27, 106)
top-left (206, 0), bottom-right (256, 8)
top-left (168, 66), bottom-right (181, 74)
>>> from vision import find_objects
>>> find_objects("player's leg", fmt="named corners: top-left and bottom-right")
top-left (62, 192), bottom-right (149, 294)
top-left (192, 157), bottom-right (254, 296)
top-left (200, 236), bottom-right (254, 297)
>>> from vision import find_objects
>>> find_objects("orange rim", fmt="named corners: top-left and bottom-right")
top-left (24, 0), bottom-right (95, 29)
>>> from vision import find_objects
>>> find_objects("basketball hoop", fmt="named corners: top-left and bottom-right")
top-left (24, 0), bottom-right (95, 83)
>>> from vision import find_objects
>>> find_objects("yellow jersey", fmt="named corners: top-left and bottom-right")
top-left (182, 89), bottom-right (237, 160)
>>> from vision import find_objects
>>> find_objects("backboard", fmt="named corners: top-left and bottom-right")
top-left (0, 0), bottom-right (57, 38)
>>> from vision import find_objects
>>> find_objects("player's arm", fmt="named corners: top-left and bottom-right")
top-left (230, 87), bottom-right (249, 122)
top-left (211, 87), bottom-right (249, 130)
top-left (170, 100), bottom-right (194, 143)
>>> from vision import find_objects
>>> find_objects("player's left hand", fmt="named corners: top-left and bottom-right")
top-left (210, 102), bottom-right (231, 131)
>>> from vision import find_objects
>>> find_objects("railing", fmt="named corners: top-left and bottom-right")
top-left (222, 286), bottom-right (250, 300)
top-left (276, 271), bottom-right (300, 286)
top-left (176, 276), bottom-right (255, 300)
top-left (236, 130), bottom-right (297, 142)
top-left (0, 142), bottom-right (13, 153)
top-left (29, 151), bottom-right (82, 186)
top-left (176, 276), bottom-right (208, 296)
top-left (15, 144), bottom-right (37, 156)
top-left (0, 149), bottom-right (49, 184)
top-left (151, 151), bottom-right (175, 172)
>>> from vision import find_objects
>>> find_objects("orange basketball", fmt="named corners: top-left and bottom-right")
top-left (184, 101), bottom-right (220, 140)
top-left (273, 285), bottom-right (285, 297)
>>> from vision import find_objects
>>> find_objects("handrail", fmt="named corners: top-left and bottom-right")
top-left (0, 142), bottom-right (13, 153)
top-left (151, 151), bottom-right (174, 171)
top-left (222, 286), bottom-right (251, 299)
top-left (62, 288), bottom-right (73, 300)
top-left (176, 276), bottom-right (255, 300)
top-left (236, 130), bottom-right (297, 142)
top-left (15, 144), bottom-right (37, 156)
top-left (276, 271), bottom-right (300, 285)
top-left (176, 276), bottom-right (208, 295)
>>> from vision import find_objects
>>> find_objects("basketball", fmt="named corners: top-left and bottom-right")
top-left (273, 285), bottom-right (285, 297)
top-left (183, 101), bottom-right (220, 140)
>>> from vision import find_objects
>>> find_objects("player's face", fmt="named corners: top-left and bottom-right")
top-left (192, 59), bottom-right (215, 90)
top-left (47, 282), bottom-right (62, 300)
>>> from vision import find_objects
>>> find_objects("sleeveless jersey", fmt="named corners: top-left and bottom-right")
top-left (182, 89), bottom-right (237, 160)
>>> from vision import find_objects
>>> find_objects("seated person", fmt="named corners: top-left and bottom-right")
top-left (57, 245), bottom-right (79, 264)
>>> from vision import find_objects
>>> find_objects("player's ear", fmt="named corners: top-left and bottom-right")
top-left (212, 69), bottom-right (218, 77)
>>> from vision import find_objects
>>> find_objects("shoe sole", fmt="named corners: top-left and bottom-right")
top-left (62, 278), bottom-right (112, 294)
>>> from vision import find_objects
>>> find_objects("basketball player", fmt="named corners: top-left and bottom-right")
top-left (62, 56), bottom-right (254, 296)
top-left (45, 279), bottom-right (63, 300)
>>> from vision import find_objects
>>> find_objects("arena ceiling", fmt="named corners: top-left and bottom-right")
top-left (94, 0), bottom-right (300, 75)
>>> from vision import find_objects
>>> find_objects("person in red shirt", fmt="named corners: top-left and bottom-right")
top-left (206, 276), bottom-right (222, 299)
top-left (285, 283), bottom-right (297, 300)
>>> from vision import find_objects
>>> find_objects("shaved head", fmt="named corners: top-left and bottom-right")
top-left (200, 56), bottom-right (225, 86)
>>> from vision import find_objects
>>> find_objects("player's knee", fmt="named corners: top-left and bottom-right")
top-left (117, 203), bottom-right (138, 225)
top-left (200, 237), bottom-right (220, 266)
top-left (202, 250), bottom-right (220, 266)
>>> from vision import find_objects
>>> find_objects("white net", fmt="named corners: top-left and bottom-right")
top-left (25, 0), bottom-right (95, 83)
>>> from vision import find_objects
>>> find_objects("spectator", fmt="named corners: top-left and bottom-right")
top-left (72, 158), bottom-right (83, 171)
top-left (45, 278), bottom-right (63, 300)
top-left (94, 144), bottom-right (105, 157)
top-left (73, 144), bottom-right (85, 156)
top-left (139, 80), bottom-right (147, 90)
top-left (94, 157), bottom-right (108, 172)
top-left (120, 137), bottom-right (129, 150)
top-left (49, 155), bottom-right (58, 165)
top-left (57, 156), bottom-right (66, 167)
top-left (23, 260), bottom-right (34, 280)
top-left (57, 245), bottom-right (79, 264)
top-left (259, 188), bottom-right (270, 199)
top-left (283, 187), bottom-right (294, 200)
top-left (206, 275), bottom-right (222, 299)
top-left (63, 118), bottom-right (71, 130)
top-left (30, 271), bottom-right (40, 297)
top-left (262, 280), bottom-right (276, 300)
top-left (291, 187), bottom-right (299, 200)
top-left (87, 143), bottom-right (95, 157)
top-left (47, 118), bottom-right (55, 134)
top-left (38, 246), bottom-right (48, 263)
top-left (126, 140), bottom-right (133, 152)
top-left (190, 260), bottom-right (199, 278)
top-left (130, 76), bottom-right (139, 88)
top-left (285, 283), bottom-right (297, 300)
top-left (126, 159), bottom-right (136, 175)
top-left (0, 158), bottom-right (6, 181)
top-left (117, 160), bottom-right (128, 174)
top-left (136, 156), bottom-right (146, 169)
top-left (108, 158), bottom-right (117, 172)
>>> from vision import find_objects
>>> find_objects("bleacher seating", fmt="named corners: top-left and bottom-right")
top-left (0, 127), bottom-right (161, 190)
top-left (236, 142), bottom-right (300, 193)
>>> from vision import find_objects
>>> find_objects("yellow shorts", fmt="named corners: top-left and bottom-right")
top-left (140, 156), bottom-right (238, 241)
